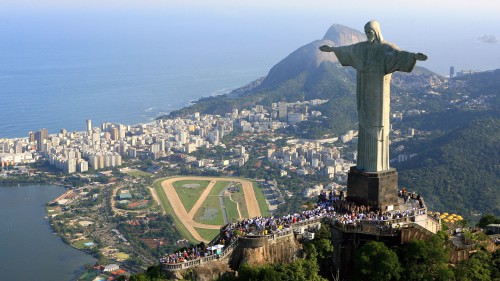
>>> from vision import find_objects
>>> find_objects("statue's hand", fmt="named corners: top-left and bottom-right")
top-left (319, 45), bottom-right (333, 52)
top-left (414, 53), bottom-right (428, 61)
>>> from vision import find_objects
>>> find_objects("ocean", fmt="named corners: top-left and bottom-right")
top-left (0, 10), bottom-right (295, 139)
top-left (2, 8), bottom-right (499, 140)
top-left (0, 46), bottom-right (271, 139)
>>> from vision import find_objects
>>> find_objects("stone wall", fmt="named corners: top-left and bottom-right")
top-left (189, 261), bottom-right (233, 281)
top-left (166, 259), bottom-right (234, 281)
top-left (400, 224), bottom-right (433, 243)
top-left (230, 233), bottom-right (301, 268)
top-left (167, 233), bottom-right (302, 280)
top-left (347, 167), bottom-right (398, 209)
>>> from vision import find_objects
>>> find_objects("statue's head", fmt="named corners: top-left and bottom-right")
top-left (364, 20), bottom-right (383, 43)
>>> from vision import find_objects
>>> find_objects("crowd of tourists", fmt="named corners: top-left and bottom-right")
top-left (160, 242), bottom-right (210, 264)
top-left (161, 188), bottom-right (426, 265)
top-left (399, 188), bottom-right (425, 209)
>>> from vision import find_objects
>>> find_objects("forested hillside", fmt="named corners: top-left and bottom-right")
top-left (396, 118), bottom-right (500, 221)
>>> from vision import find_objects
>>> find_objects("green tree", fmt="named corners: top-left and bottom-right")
top-left (492, 249), bottom-right (500, 280)
top-left (145, 265), bottom-right (164, 279)
top-left (237, 258), bottom-right (326, 281)
top-left (454, 250), bottom-right (493, 281)
top-left (477, 214), bottom-right (500, 228)
top-left (399, 236), bottom-right (454, 281)
top-left (308, 238), bottom-right (333, 261)
top-left (128, 265), bottom-right (171, 281)
top-left (129, 274), bottom-right (148, 281)
top-left (354, 241), bottom-right (401, 281)
top-left (303, 224), bottom-right (334, 278)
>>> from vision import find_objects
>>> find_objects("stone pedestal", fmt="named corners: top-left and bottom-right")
top-left (347, 167), bottom-right (398, 209)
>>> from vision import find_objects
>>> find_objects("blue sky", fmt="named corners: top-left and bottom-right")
top-left (1, 0), bottom-right (499, 75)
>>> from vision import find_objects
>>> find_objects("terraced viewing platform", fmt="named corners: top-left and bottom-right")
top-left (160, 190), bottom-right (442, 272)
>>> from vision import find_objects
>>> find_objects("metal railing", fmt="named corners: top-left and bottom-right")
top-left (332, 221), bottom-right (400, 236)
top-left (427, 213), bottom-right (441, 224)
top-left (162, 238), bottom-right (239, 271)
top-left (162, 220), bottom-right (323, 271)
top-left (292, 216), bottom-right (323, 227)
top-left (162, 206), bottom-right (433, 270)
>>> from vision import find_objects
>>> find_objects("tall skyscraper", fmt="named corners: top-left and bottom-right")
top-left (35, 128), bottom-right (48, 152)
top-left (86, 119), bottom-right (92, 133)
top-left (28, 131), bottom-right (36, 143)
top-left (14, 141), bottom-right (23, 154)
top-left (110, 127), bottom-right (120, 140)
top-left (450, 66), bottom-right (455, 78)
top-left (278, 102), bottom-right (288, 120)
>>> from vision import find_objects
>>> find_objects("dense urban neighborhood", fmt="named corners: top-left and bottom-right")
top-left (1, 45), bottom-right (499, 280)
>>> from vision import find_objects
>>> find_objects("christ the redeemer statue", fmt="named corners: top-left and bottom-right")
top-left (320, 20), bottom-right (427, 173)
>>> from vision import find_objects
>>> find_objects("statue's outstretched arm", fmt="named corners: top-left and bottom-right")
top-left (413, 53), bottom-right (428, 61)
top-left (319, 45), bottom-right (336, 52)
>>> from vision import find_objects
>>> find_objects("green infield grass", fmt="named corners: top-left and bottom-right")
top-left (115, 252), bottom-right (130, 260)
top-left (192, 181), bottom-right (228, 225)
top-left (172, 180), bottom-right (210, 213)
top-left (153, 179), bottom-right (198, 243)
top-left (194, 227), bottom-right (220, 242)
top-left (253, 182), bottom-right (270, 217)
top-left (46, 206), bottom-right (61, 216)
top-left (223, 195), bottom-right (240, 223)
top-left (227, 183), bottom-right (249, 218)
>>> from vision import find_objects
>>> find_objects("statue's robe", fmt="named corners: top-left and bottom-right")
top-left (332, 41), bottom-right (417, 172)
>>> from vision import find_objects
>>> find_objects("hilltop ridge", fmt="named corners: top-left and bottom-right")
top-left (164, 23), bottom-right (436, 125)
top-left (257, 24), bottom-right (365, 89)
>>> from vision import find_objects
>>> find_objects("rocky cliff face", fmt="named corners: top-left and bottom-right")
top-left (322, 24), bottom-right (366, 46)
top-left (175, 235), bottom-right (302, 280)
top-left (259, 24), bottom-right (365, 88)
top-left (189, 261), bottom-right (233, 281)
top-left (230, 234), bottom-right (302, 268)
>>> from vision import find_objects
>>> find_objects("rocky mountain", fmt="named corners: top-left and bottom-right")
top-left (258, 24), bottom-right (365, 89)
top-left (166, 23), bottom-right (436, 120)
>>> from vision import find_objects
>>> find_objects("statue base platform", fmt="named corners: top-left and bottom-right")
top-left (347, 167), bottom-right (398, 210)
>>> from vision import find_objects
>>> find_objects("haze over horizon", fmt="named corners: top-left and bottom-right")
top-left (1, 0), bottom-right (499, 138)
top-left (1, 0), bottom-right (499, 76)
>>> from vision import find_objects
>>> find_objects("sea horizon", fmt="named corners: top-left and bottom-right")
top-left (0, 47), bottom-right (271, 139)
top-left (2, 7), bottom-right (499, 139)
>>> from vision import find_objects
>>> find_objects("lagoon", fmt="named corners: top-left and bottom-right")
top-left (0, 185), bottom-right (96, 281)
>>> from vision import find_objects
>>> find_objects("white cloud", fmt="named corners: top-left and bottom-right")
top-left (477, 35), bottom-right (499, 44)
